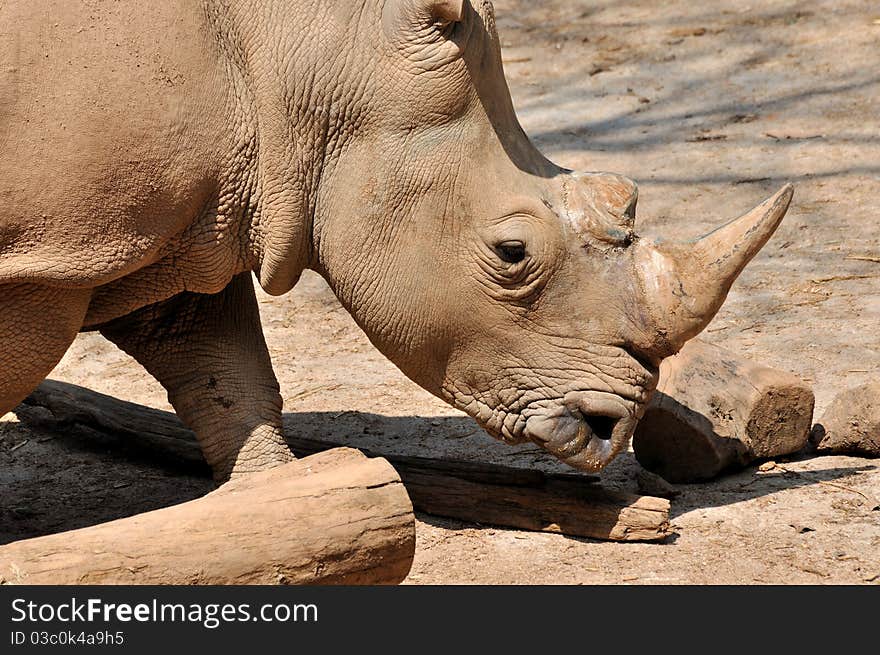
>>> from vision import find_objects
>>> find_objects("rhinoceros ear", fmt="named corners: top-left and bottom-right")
top-left (425, 0), bottom-right (465, 22)
top-left (383, 0), bottom-right (466, 44)
top-left (391, 0), bottom-right (465, 24)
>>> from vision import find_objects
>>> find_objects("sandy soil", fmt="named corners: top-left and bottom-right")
top-left (1, 0), bottom-right (878, 584)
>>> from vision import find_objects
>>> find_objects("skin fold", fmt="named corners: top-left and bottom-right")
top-left (0, 0), bottom-right (791, 481)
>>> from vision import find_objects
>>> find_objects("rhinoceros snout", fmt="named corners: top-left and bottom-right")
top-left (523, 390), bottom-right (639, 472)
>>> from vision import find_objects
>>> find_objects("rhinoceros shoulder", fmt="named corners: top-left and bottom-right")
top-left (0, 0), bottom-right (243, 288)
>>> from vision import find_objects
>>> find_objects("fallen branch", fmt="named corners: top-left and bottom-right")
top-left (19, 380), bottom-right (671, 542)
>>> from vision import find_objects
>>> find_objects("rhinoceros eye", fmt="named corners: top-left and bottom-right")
top-left (495, 241), bottom-right (526, 264)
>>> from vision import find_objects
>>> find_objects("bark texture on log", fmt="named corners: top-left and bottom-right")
top-left (811, 381), bottom-right (880, 457)
top-left (633, 339), bottom-right (815, 482)
top-left (18, 380), bottom-right (671, 542)
top-left (0, 448), bottom-right (415, 585)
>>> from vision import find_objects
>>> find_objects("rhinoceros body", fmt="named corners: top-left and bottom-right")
top-left (0, 0), bottom-right (791, 480)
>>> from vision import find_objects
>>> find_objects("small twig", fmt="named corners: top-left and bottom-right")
top-left (810, 274), bottom-right (877, 284)
top-left (798, 565), bottom-right (829, 578)
top-left (846, 255), bottom-right (880, 264)
top-left (708, 320), bottom-right (763, 333)
top-left (818, 480), bottom-right (880, 510)
top-left (776, 465), bottom-right (879, 510)
top-left (764, 132), bottom-right (824, 141)
top-left (448, 429), bottom-right (480, 440)
top-left (783, 297), bottom-right (829, 308)
top-left (287, 384), bottom-right (342, 403)
top-left (9, 439), bottom-right (29, 452)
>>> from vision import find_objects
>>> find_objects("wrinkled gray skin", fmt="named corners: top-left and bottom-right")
top-left (0, 0), bottom-right (791, 481)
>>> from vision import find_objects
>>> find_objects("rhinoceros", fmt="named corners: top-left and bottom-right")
top-left (0, 0), bottom-right (792, 481)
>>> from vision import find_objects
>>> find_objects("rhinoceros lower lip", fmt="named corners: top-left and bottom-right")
top-left (523, 392), bottom-right (637, 472)
top-left (560, 413), bottom-right (636, 472)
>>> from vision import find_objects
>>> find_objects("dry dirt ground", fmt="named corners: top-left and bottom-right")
top-left (1, 0), bottom-right (878, 584)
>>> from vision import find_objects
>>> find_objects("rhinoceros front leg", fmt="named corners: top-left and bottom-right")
top-left (99, 273), bottom-right (294, 482)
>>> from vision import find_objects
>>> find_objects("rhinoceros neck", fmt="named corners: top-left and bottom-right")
top-left (206, 0), bottom-right (374, 296)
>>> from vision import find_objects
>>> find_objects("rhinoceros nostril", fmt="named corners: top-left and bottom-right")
top-left (583, 414), bottom-right (618, 441)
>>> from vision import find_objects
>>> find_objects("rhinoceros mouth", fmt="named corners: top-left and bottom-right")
top-left (522, 390), bottom-right (639, 472)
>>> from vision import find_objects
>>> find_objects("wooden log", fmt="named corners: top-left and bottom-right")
top-left (403, 469), bottom-right (670, 541)
top-left (18, 380), bottom-right (671, 542)
top-left (811, 381), bottom-right (880, 457)
top-left (633, 338), bottom-right (815, 482)
top-left (0, 448), bottom-right (415, 585)
top-left (290, 438), bottom-right (669, 542)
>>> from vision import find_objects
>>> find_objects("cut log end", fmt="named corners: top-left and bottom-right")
top-left (634, 396), bottom-right (746, 482)
top-left (633, 338), bottom-right (815, 482)
top-left (748, 384), bottom-right (815, 457)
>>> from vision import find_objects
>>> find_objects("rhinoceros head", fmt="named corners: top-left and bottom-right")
top-left (313, 0), bottom-right (792, 471)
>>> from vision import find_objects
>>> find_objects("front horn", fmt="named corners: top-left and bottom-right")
top-left (636, 184), bottom-right (794, 352)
